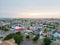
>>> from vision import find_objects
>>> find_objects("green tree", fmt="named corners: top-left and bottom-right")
top-left (3, 32), bottom-right (23, 45)
top-left (32, 34), bottom-right (40, 42)
top-left (26, 35), bottom-right (30, 39)
top-left (16, 32), bottom-right (21, 35)
top-left (43, 37), bottom-right (52, 45)
top-left (14, 34), bottom-right (23, 45)
top-left (4, 33), bottom-right (15, 40)
top-left (0, 26), bottom-right (9, 31)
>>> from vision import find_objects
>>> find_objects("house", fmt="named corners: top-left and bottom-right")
top-left (54, 32), bottom-right (60, 38)
top-left (11, 26), bottom-right (23, 31)
top-left (0, 21), bottom-right (10, 27)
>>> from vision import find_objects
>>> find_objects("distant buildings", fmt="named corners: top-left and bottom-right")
top-left (0, 21), bottom-right (10, 26)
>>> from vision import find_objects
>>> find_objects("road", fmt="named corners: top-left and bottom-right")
top-left (22, 38), bottom-right (60, 45)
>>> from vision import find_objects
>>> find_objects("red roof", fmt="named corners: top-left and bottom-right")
top-left (16, 27), bottom-right (23, 31)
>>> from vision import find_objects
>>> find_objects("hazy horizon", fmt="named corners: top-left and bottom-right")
top-left (0, 0), bottom-right (60, 18)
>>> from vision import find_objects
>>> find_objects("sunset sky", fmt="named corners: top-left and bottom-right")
top-left (0, 0), bottom-right (60, 18)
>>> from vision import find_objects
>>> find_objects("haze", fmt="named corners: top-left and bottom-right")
top-left (0, 0), bottom-right (60, 18)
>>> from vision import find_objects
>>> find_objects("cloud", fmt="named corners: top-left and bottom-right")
top-left (0, 0), bottom-right (60, 18)
top-left (15, 11), bottom-right (60, 18)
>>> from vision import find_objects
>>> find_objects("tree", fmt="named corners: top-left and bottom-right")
top-left (4, 28), bottom-right (9, 31)
top-left (16, 32), bottom-right (21, 35)
top-left (0, 26), bottom-right (9, 31)
top-left (43, 37), bottom-right (52, 45)
top-left (26, 35), bottom-right (30, 39)
top-left (14, 34), bottom-right (23, 45)
top-left (3, 32), bottom-right (23, 45)
top-left (32, 34), bottom-right (40, 42)
top-left (4, 33), bottom-right (15, 40)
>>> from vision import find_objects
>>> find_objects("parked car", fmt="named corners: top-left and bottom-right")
top-left (0, 35), bottom-right (4, 40)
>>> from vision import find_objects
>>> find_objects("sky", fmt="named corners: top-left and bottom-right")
top-left (0, 0), bottom-right (60, 18)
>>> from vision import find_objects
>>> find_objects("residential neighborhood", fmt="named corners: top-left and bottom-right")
top-left (1, 0), bottom-right (60, 45)
top-left (0, 18), bottom-right (60, 45)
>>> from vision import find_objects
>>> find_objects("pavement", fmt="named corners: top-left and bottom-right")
top-left (22, 38), bottom-right (60, 45)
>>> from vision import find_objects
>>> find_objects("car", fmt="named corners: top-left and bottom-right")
top-left (0, 35), bottom-right (4, 39)
top-left (0, 37), bottom-right (3, 39)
